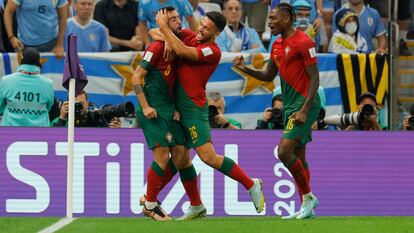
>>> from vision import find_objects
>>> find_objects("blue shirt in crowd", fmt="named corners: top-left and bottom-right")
top-left (332, 4), bottom-right (386, 52)
top-left (216, 24), bottom-right (266, 53)
top-left (0, 64), bottom-right (54, 127)
top-left (138, 0), bottom-right (193, 30)
top-left (15, 0), bottom-right (67, 46)
top-left (65, 18), bottom-right (111, 52)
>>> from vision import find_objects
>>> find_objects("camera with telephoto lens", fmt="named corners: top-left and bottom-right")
top-left (208, 105), bottom-right (224, 128)
top-left (75, 102), bottom-right (135, 127)
top-left (322, 104), bottom-right (375, 128)
top-left (266, 108), bottom-right (284, 129)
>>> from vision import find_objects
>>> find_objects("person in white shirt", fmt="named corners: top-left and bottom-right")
top-left (328, 8), bottom-right (368, 54)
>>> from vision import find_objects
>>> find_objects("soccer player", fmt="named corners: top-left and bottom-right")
top-left (132, 7), bottom-right (205, 221)
top-left (233, 3), bottom-right (320, 219)
top-left (154, 9), bottom-right (265, 217)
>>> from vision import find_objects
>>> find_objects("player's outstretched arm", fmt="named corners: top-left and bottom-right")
top-left (156, 10), bottom-right (199, 61)
top-left (233, 55), bottom-right (278, 82)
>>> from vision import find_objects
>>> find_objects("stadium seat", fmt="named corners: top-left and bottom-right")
top-left (199, 2), bottom-right (222, 13)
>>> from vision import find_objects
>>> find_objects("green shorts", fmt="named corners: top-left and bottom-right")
top-left (178, 103), bottom-right (211, 148)
top-left (137, 110), bottom-right (186, 150)
top-left (282, 105), bottom-right (320, 147)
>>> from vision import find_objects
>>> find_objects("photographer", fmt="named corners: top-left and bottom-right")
top-left (51, 90), bottom-right (121, 128)
top-left (401, 103), bottom-right (414, 130)
top-left (256, 94), bottom-right (284, 130)
top-left (344, 92), bottom-right (382, 131)
top-left (208, 91), bottom-right (241, 129)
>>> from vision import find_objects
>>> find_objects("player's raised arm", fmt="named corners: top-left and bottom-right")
top-left (156, 9), bottom-right (199, 61)
top-left (233, 55), bottom-right (278, 82)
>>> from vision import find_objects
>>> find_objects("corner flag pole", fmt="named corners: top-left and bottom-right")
top-left (66, 78), bottom-right (75, 218)
top-left (62, 34), bottom-right (88, 218)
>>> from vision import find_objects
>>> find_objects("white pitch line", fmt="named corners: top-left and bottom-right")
top-left (38, 217), bottom-right (77, 233)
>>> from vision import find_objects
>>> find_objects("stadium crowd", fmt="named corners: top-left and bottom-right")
top-left (0, 0), bottom-right (413, 130)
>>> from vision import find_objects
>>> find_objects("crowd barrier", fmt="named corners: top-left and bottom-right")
top-left (1, 128), bottom-right (412, 217)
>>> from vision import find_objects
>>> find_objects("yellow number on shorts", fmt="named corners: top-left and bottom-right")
top-left (286, 117), bottom-right (294, 130)
top-left (189, 126), bottom-right (198, 141)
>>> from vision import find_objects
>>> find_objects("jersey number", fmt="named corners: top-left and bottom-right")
top-left (188, 126), bottom-right (198, 142)
top-left (14, 92), bottom-right (40, 102)
top-left (38, 5), bottom-right (46, 14)
top-left (286, 117), bottom-right (294, 130)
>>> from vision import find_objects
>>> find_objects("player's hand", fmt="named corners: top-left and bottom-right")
top-left (53, 45), bottom-right (65, 59)
top-left (10, 37), bottom-right (24, 50)
top-left (376, 47), bottom-right (388, 55)
top-left (262, 108), bottom-right (272, 122)
top-left (143, 106), bottom-right (157, 119)
top-left (173, 111), bottom-right (180, 121)
top-left (293, 111), bottom-right (307, 124)
top-left (109, 117), bottom-right (122, 128)
top-left (233, 55), bottom-right (245, 68)
top-left (156, 9), bottom-right (169, 29)
top-left (163, 41), bottom-right (176, 61)
top-left (312, 18), bottom-right (322, 33)
top-left (60, 101), bottom-right (69, 120)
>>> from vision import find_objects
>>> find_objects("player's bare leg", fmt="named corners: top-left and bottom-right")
top-left (171, 146), bottom-right (206, 220)
top-left (278, 139), bottom-right (318, 219)
top-left (195, 142), bottom-right (265, 213)
top-left (142, 147), bottom-right (171, 221)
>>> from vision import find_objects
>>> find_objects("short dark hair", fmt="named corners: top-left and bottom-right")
top-left (277, 2), bottom-right (296, 22)
top-left (206, 11), bottom-right (226, 32)
top-left (272, 94), bottom-right (283, 105)
top-left (358, 92), bottom-right (377, 105)
top-left (159, 6), bottom-right (176, 12)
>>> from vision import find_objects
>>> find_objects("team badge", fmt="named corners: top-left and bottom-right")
top-left (367, 17), bottom-right (373, 26)
top-left (165, 132), bottom-right (173, 143)
top-left (89, 33), bottom-right (96, 41)
top-left (284, 46), bottom-right (290, 55)
top-left (201, 47), bottom-right (213, 57)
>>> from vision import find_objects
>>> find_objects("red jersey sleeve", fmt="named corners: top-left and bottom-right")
top-left (297, 36), bottom-right (318, 66)
top-left (140, 41), bottom-right (163, 71)
top-left (195, 44), bottom-right (221, 64)
top-left (181, 29), bottom-right (196, 46)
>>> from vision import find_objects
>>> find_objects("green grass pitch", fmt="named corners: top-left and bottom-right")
top-left (1, 217), bottom-right (413, 233)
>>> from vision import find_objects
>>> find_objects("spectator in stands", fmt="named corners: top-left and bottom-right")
top-left (401, 103), bottom-right (414, 131)
top-left (94, 0), bottom-right (144, 52)
top-left (4, 0), bottom-right (68, 58)
top-left (208, 91), bottom-right (241, 129)
top-left (240, 0), bottom-right (269, 38)
top-left (328, 8), bottom-right (368, 53)
top-left (216, 0), bottom-right (266, 53)
top-left (200, 0), bottom-right (225, 10)
top-left (292, 0), bottom-right (328, 51)
top-left (345, 92), bottom-right (382, 131)
top-left (256, 94), bottom-right (284, 130)
top-left (189, 0), bottom-right (206, 23)
top-left (138, 0), bottom-right (197, 47)
top-left (0, 47), bottom-right (54, 127)
top-left (332, 0), bottom-right (387, 53)
top-left (65, 0), bottom-right (111, 52)
top-left (51, 90), bottom-right (121, 128)
top-left (289, 0), bottom-right (324, 33)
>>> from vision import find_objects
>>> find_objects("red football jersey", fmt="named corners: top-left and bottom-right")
top-left (270, 30), bottom-right (317, 102)
top-left (176, 29), bottom-right (221, 107)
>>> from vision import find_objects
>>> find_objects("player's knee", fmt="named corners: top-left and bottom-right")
top-left (199, 153), bottom-right (215, 166)
top-left (277, 146), bottom-right (289, 163)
